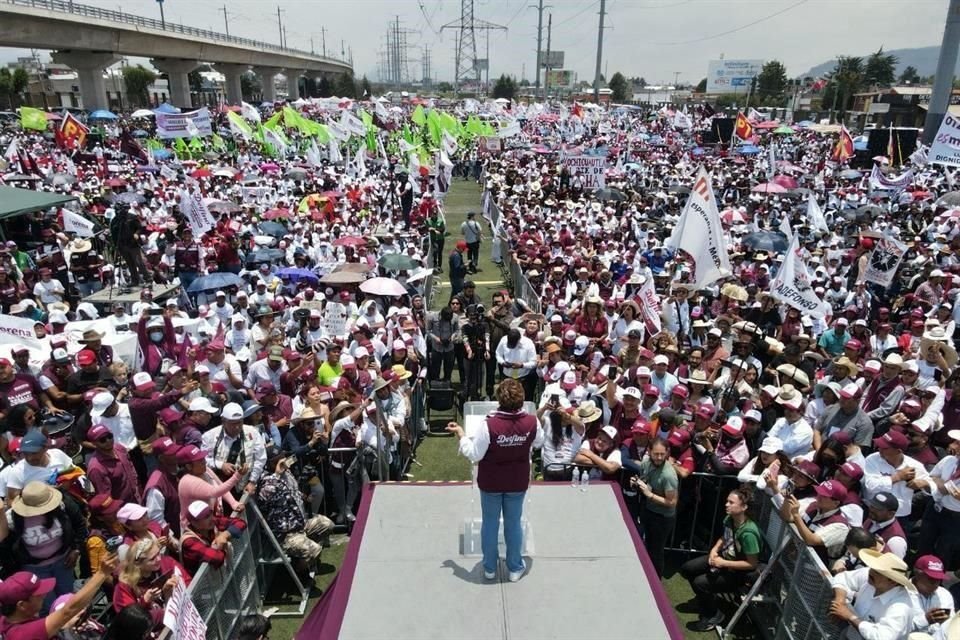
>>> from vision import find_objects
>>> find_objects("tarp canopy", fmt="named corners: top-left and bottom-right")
top-left (0, 186), bottom-right (76, 220)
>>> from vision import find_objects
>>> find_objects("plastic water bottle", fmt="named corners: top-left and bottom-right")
top-left (571, 467), bottom-right (581, 488)
top-left (579, 469), bottom-right (590, 492)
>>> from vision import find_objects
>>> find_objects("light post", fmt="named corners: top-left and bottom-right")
top-left (157, 0), bottom-right (166, 29)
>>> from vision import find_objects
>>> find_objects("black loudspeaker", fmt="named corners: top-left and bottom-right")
top-left (705, 118), bottom-right (735, 145)
top-left (866, 128), bottom-right (918, 165)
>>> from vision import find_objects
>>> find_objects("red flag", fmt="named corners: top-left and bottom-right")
top-left (572, 103), bottom-right (584, 119)
top-left (17, 149), bottom-right (41, 176)
top-left (832, 126), bottom-right (855, 163)
top-left (57, 112), bottom-right (88, 150)
top-left (734, 112), bottom-right (753, 141)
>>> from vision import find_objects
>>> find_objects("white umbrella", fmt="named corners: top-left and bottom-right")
top-left (131, 109), bottom-right (155, 118)
top-left (406, 267), bottom-right (434, 284)
top-left (359, 276), bottom-right (407, 297)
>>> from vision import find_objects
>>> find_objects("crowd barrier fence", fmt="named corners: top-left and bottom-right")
top-left (484, 195), bottom-right (541, 314)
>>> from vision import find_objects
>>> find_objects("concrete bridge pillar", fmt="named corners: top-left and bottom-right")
top-left (150, 58), bottom-right (201, 108)
top-left (217, 63), bottom-right (248, 105)
top-left (50, 51), bottom-right (122, 111)
top-left (253, 66), bottom-right (283, 103)
top-left (292, 70), bottom-right (309, 99)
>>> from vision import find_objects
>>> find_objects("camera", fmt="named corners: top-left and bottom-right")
top-left (293, 308), bottom-right (311, 323)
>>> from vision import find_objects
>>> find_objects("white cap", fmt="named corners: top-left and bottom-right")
top-left (744, 409), bottom-right (763, 422)
top-left (187, 500), bottom-right (212, 520)
top-left (221, 402), bottom-right (243, 421)
top-left (188, 397), bottom-right (219, 414)
top-left (89, 391), bottom-right (114, 417)
top-left (215, 290), bottom-right (226, 297)
top-left (147, 316), bottom-right (165, 329)
top-left (573, 335), bottom-right (590, 355)
top-left (195, 364), bottom-right (210, 375)
top-left (550, 361), bottom-right (571, 381)
top-left (758, 436), bottom-right (783, 454)
top-left (354, 346), bottom-right (369, 358)
top-left (167, 365), bottom-right (182, 376)
top-left (708, 327), bottom-right (722, 337)
top-left (903, 360), bottom-right (920, 373)
top-left (636, 366), bottom-right (651, 378)
top-left (116, 503), bottom-right (148, 523)
top-left (653, 354), bottom-right (669, 365)
top-left (622, 386), bottom-right (643, 400)
top-left (601, 425), bottom-right (619, 440)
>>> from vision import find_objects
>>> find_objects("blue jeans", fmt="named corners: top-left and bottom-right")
top-left (480, 490), bottom-right (525, 574)
top-left (24, 556), bottom-right (75, 614)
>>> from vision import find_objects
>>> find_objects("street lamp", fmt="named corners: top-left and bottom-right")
top-left (157, 0), bottom-right (166, 29)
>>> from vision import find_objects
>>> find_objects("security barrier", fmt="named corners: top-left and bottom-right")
top-left (485, 196), bottom-right (542, 315)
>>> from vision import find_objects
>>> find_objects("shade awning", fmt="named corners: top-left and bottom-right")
top-left (0, 186), bottom-right (77, 221)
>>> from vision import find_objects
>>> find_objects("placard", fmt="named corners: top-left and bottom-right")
top-left (156, 108), bottom-right (213, 139)
top-left (565, 155), bottom-right (607, 189)
top-left (929, 113), bottom-right (960, 167)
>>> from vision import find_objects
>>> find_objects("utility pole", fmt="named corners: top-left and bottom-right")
top-left (924, 0), bottom-right (960, 144)
top-left (532, 0), bottom-right (546, 97)
top-left (543, 12), bottom-right (552, 100)
top-left (592, 0), bottom-right (606, 104)
top-left (219, 4), bottom-right (229, 35)
top-left (321, 26), bottom-right (327, 57)
top-left (310, 37), bottom-right (314, 54)
top-left (441, 0), bottom-right (506, 96)
top-left (673, 71), bottom-right (680, 88)
top-left (283, 25), bottom-right (288, 49)
top-left (276, 7), bottom-right (285, 49)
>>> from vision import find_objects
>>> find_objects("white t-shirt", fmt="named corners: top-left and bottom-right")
top-left (33, 279), bottom-right (64, 305)
top-left (579, 440), bottom-right (622, 479)
top-left (6, 448), bottom-right (75, 492)
top-left (540, 420), bottom-right (584, 467)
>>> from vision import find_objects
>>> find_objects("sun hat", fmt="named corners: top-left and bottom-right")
top-left (775, 384), bottom-right (803, 410)
top-left (792, 460), bottom-right (820, 482)
top-left (857, 549), bottom-right (915, 590)
top-left (577, 401), bottom-right (602, 423)
top-left (12, 481), bottom-right (63, 517)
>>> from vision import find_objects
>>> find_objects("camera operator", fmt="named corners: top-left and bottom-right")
top-left (108, 204), bottom-right (149, 287)
top-left (281, 408), bottom-right (328, 517)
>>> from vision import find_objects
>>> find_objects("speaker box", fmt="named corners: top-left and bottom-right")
top-left (705, 118), bottom-right (735, 145)
top-left (866, 128), bottom-right (918, 165)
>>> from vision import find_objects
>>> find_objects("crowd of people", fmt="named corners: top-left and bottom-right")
top-left (2, 93), bottom-right (960, 639)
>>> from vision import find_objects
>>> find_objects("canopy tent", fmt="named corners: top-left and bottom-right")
top-left (0, 186), bottom-right (77, 221)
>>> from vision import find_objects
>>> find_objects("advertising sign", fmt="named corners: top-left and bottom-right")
top-left (706, 59), bottom-right (764, 94)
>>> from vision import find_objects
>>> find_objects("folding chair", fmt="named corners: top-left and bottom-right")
top-left (426, 380), bottom-right (460, 435)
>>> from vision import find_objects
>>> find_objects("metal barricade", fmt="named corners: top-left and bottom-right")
top-left (664, 472), bottom-right (742, 555)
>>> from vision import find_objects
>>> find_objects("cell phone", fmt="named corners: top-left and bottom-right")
top-left (105, 535), bottom-right (124, 554)
top-left (782, 480), bottom-right (796, 498)
top-left (146, 570), bottom-right (174, 590)
top-left (147, 308), bottom-right (164, 316)
top-left (551, 394), bottom-right (560, 405)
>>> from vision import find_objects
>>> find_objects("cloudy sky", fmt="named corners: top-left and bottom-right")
top-left (0, 0), bottom-right (949, 85)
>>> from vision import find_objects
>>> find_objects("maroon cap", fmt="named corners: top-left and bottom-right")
top-left (88, 493), bottom-right (122, 517)
top-left (844, 339), bottom-right (862, 350)
top-left (873, 430), bottom-right (909, 451)
top-left (157, 407), bottom-right (183, 425)
top-left (667, 429), bottom-right (692, 448)
top-left (256, 381), bottom-right (277, 396)
top-left (815, 479), bottom-right (848, 501)
top-left (643, 384), bottom-right (660, 397)
top-left (831, 431), bottom-right (853, 445)
top-left (630, 419), bottom-right (652, 437)
top-left (671, 385), bottom-right (689, 399)
top-left (151, 436), bottom-right (181, 457)
top-left (793, 460), bottom-right (821, 481)
top-left (0, 571), bottom-right (56, 606)
top-left (175, 445), bottom-right (207, 464)
top-left (915, 555), bottom-right (947, 581)
top-left (838, 461), bottom-right (863, 480)
top-left (76, 349), bottom-right (97, 366)
top-left (695, 405), bottom-right (714, 420)
top-left (86, 424), bottom-right (111, 441)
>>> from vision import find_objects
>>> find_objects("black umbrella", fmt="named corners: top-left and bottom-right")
top-left (741, 231), bottom-right (789, 253)
top-left (187, 272), bottom-right (244, 293)
top-left (854, 204), bottom-right (884, 219)
top-left (594, 187), bottom-right (627, 202)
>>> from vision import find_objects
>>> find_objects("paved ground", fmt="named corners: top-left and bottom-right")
top-left (269, 180), bottom-right (759, 640)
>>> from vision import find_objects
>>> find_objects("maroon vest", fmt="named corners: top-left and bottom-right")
top-left (861, 376), bottom-right (901, 413)
top-left (803, 504), bottom-right (848, 529)
top-left (477, 410), bottom-right (537, 493)
top-left (862, 517), bottom-right (906, 552)
top-left (144, 469), bottom-right (181, 536)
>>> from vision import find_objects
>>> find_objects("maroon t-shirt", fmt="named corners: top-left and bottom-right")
top-left (0, 374), bottom-right (42, 412)
top-left (0, 616), bottom-right (48, 640)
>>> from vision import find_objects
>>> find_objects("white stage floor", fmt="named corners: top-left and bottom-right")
top-left (301, 482), bottom-right (683, 640)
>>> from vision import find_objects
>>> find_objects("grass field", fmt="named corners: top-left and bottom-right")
top-left (269, 180), bottom-right (757, 639)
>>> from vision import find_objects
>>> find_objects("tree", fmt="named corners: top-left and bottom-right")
top-left (491, 74), bottom-right (517, 100)
top-left (359, 75), bottom-right (372, 98)
top-left (518, 78), bottom-right (531, 87)
top-left (864, 47), bottom-right (898, 88)
top-left (756, 60), bottom-right (788, 103)
top-left (695, 77), bottom-right (707, 93)
top-left (317, 76), bottom-right (333, 98)
top-left (608, 72), bottom-right (629, 102)
top-left (122, 65), bottom-right (156, 107)
top-left (898, 65), bottom-right (920, 85)
top-left (240, 72), bottom-right (260, 100)
top-left (188, 70), bottom-right (203, 93)
top-left (821, 56), bottom-right (864, 118)
top-left (335, 72), bottom-right (357, 98)
top-left (631, 76), bottom-right (647, 88)
top-left (436, 81), bottom-right (453, 93)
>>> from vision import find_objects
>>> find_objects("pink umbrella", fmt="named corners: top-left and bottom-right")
top-left (332, 235), bottom-right (367, 248)
top-left (359, 276), bottom-right (407, 297)
top-left (263, 208), bottom-right (290, 220)
top-left (751, 182), bottom-right (788, 194)
top-left (772, 175), bottom-right (798, 189)
top-left (721, 208), bottom-right (750, 225)
top-left (260, 162), bottom-right (280, 172)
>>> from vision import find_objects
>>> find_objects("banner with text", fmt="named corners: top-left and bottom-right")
top-left (771, 234), bottom-right (830, 318)
top-left (163, 574), bottom-right (206, 640)
top-left (156, 108), bottom-right (213, 140)
top-left (179, 190), bottom-right (216, 237)
top-left (862, 237), bottom-right (907, 288)
top-left (62, 210), bottom-right (95, 237)
top-left (929, 113), bottom-right (960, 167)
top-left (565, 155), bottom-right (606, 189)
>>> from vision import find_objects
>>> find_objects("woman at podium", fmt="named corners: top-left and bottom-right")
top-left (447, 379), bottom-right (543, 582)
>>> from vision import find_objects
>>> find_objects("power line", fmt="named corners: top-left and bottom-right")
top-left (552, 1), bottom-right (598, 28)
top-left (504, 0), bottom-right (528, 27)
top-left (648, 0), bottom-right (808, 46)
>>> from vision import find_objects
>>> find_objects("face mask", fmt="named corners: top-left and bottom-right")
top-left (150, 331), bottom-right (164, 343)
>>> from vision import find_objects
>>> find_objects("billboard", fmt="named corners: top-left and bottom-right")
top-left (474, 58), bottom-right (489, 71)
top-left (545, 70), bottom-right (575, 88)
top-left (706, 59), bottom-right (764, 94)
top-left (537, 51), bottom-right (565, 69)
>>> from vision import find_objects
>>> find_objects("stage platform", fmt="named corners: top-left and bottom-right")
top-left (82, 281), bottom-right (180, 306)
top-left (299, 482), bottom-right (683, 640)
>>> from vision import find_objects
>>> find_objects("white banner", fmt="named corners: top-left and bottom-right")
top-left (664, 166), bottom-right (731, 288)
top-left (498, 120), bottom-right (522, 138)
top-left (635, 277), bottom-right (662, 337)
top-left (159, 164), bottom-right (178, 181)
top-left (771, 234), bottom-right (830, 319)
top-left (62, 210), bottom-right (95, 237)
top-left (156, 108), bottom-right (213, 139)
top-left (672, 110), bottom-right (692, 130)
top-left (565, 155), bottom-right (606, 189)
top-left (323, 301), bottom-right (349, 338)
top-left (340, 110), bottom-right (367, 137)
top-left (179, 189), bottom-right (216, 237)
top-left (0, 313), bottom-right (48, 352)
top-left (163, 574), bottom-right (206, 640)
top-left (930, 112), bottom-right (960, 167)
top-left (806, 194), bottom-right (830, 234)
top-left (862, 236), bottom-right (907, 288)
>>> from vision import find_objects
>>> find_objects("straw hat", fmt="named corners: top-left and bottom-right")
top-left (293, 407), bottom-right (319, 423)
top-left (921, 326), bottom-right (959, 368)
top-left (577, 400), bottom-right (602, 423)
top-left (391, 365), bottom-right (412, 381)
top-left (329, 401), bottom-right (355, 422)
top-left (776, 363), bottom-right (810, 388)
top-left (12, 481), bottom-right (63, 517)
top-left (857, 549), bottom-right (915, 591)
top-left (681, 370), bottom-right (711, 386)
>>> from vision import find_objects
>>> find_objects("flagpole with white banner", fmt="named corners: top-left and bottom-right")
top-left (664, 166), bottom-right (732, 289)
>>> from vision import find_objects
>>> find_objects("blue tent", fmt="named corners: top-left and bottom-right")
top-left (89, 109), bottom-right (117, 120)
top-left (153, 103), bottom-right (181, 114)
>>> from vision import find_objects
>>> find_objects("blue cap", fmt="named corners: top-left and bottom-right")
top-left (19, 429), bottom-right (48, 454)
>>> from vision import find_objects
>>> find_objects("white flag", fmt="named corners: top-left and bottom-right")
top-left (664, 166), bottom-right (731, 288)
top-left (262, 128), bottom-right (289, 156)
top-left (374, 99), bottom-right (389, 120)
top-left (306, 139), bottom-right (323, 167)
top-left (635, 277), bottom-right (662, 337)
top-left (184, 117), bottom-right (200, 138)
top-left (3, 139), bottom-right (17, 164)
top-left (327, 121), bottom-right (349, 142)
top-left (63, 210), bottom-right (95, 237)
top-left (442, 130), bottom-right (459, 156)
top-left (241, 102), bottom-right (261, 123)
top-left (862, 236), bottom-right (907, 288)
top-left (770, 233), bottom-right (830, 319)
top-left (778, 213), bottom-right (793, 242)
top-left (327, 140), bottom-right (341, 164)
top-left (767, 143), bottom-right (776, 180)
top-left (340, 110), bottom-right (366, 137)
top-left (178, 189), bottom-right (216, 237)
top-left (806, 194), bottom-right (830, 234)
top-left (672, 110), bottom-right (692, 130)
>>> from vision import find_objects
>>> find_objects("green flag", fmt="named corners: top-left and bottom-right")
top-left (173, 137), bottom-right (189, 159)
top-left (227, 112), bottom-right (253, 140)
top-left (188, 137), bottom-right (204, 152)
top-left (438, 111), bottom-right (459, 134)
top-left (263, 111), bottom-right (283, 131)
top-left (411, 105), bottom-right (426, 126)
top-left (211, 133), bottom-right (226, 151)
top-left (426, 109), bottom-right (443, 147)
top-left (19, 107), bottom-right (47, 132)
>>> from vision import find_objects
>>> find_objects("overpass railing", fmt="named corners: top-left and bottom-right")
top-left (4, 0), bottom-right (349, 65)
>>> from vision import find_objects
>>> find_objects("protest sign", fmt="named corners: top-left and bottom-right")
top-left (565, 156), bottom-right (606, 189)
top-left (63, 210), bottom-right (95, 237)
top-left (771, 234), bottom-right (830, 318)
top-left (929, 113), bottom-right (960, 167)
top-left (156, 108), bottom-right (213, 139)
top-left (323, 302), bottom-right (349, 338)
top-left (862, 237), bottom-right (907, 288)
top-left (163, 574), bottom-right (206, 640)
top-left (664, 167), bottom-right (731, 288)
